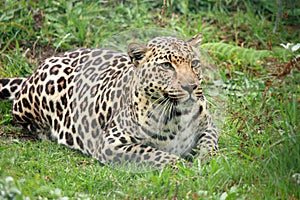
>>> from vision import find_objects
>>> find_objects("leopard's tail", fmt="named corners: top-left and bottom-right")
top-left (0, 78), bottom-right (27, 101)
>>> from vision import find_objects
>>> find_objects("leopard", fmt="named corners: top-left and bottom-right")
top-left (0, 33), bottom-right (219, 169)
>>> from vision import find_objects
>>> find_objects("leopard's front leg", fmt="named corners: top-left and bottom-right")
top-left (94, 131), bottom-right (179, 169)
top-left (193, 123), bottom-right (220, 159)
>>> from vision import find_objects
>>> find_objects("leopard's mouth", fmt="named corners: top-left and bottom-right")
top-left (165, 90), bottom-right (199, 104)
top-left (146, 88), bottom-right (201, 106)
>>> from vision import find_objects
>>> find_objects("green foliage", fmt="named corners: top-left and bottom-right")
top-left (0, 0), bottom-right (299, 199)
top-left (201, 42), bottom-right (273, 66)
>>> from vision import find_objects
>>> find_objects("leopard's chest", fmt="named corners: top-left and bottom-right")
top-left (160, 124), bottom-right (199, 156)
top-left (140, 108), bottom-right (202, 157)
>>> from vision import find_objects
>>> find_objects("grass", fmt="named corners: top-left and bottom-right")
top-left (0, 0), bottom-right (299, 199)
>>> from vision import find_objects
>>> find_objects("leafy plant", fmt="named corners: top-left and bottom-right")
top-left (201, 42), bottom-right (273, 66)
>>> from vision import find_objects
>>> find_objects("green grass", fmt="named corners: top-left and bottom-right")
top-left (1, 1), bottom-right (299, 199)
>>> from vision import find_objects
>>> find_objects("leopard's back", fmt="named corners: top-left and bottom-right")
top-left (2, 48), bottom-right (133, 155)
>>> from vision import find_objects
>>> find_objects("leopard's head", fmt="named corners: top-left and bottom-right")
top-left (128, 34), bottom-right (204, 107)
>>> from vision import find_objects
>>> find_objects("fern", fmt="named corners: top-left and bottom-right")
top-left (201, 42), bottom-right (273, 66)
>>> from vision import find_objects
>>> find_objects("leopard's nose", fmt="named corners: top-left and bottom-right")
top-left (181, 84), bottom-right (197, 94)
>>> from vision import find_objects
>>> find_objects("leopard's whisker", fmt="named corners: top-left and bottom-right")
top-left (146, 96), bottom-right (167, 119)
top-left (157, 99), bottom-right (171, 130)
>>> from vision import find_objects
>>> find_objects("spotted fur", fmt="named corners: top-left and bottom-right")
top-left (0, 34), bottom-right (219, 168)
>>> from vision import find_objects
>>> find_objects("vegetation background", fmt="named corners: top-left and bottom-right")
top-left (0, 0), bottom-right (299, 199)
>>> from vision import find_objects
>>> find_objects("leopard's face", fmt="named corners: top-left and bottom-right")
top-left (129, 36), bottom-right (203, 106)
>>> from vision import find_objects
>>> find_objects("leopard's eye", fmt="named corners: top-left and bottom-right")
top-left (191, 60), bottom-right (200, 69)
top-left (160, 62), bottom-right (174, 71)
top-left (191, 60), bottom-right (202, 80)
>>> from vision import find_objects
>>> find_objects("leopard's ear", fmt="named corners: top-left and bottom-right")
top-left (187, 33), bottom-right (203, 47)
top-left (127, 42), bottom-right (147, 66)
